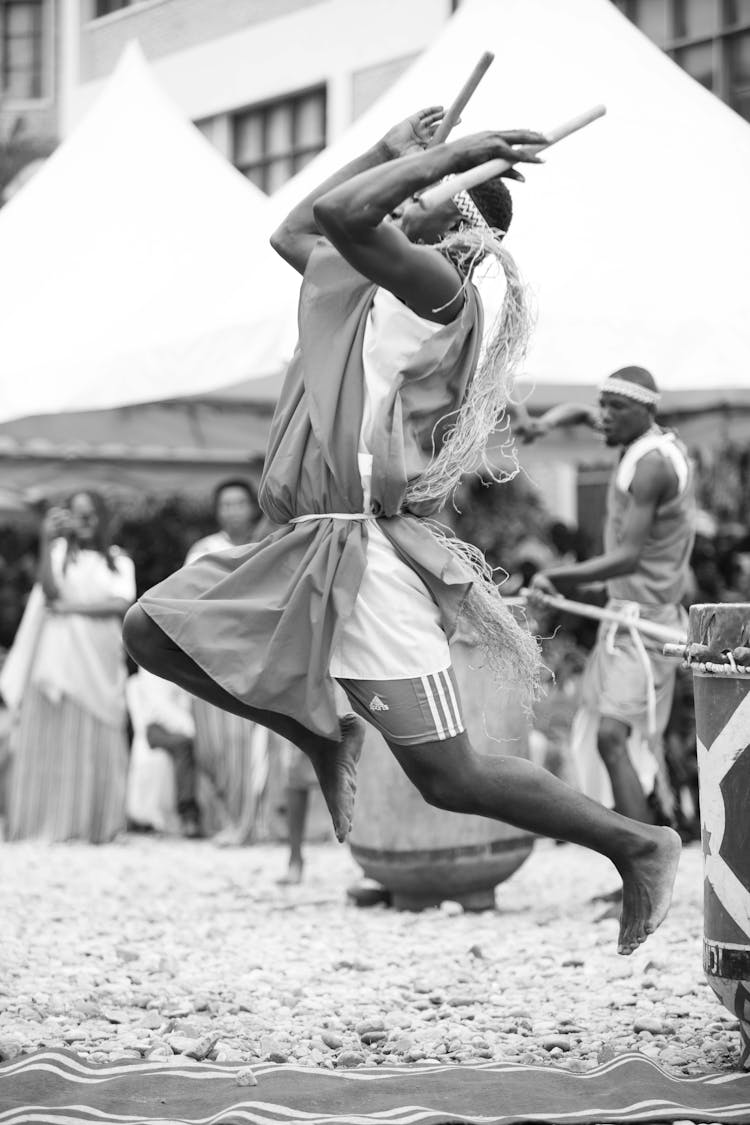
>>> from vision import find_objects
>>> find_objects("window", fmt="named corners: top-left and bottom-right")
top-left (614, 0), bottom-right (750, 122)
top-left (630, 0), bottom-right (671, 45)
top-left (1, 0), bottom-right (43, 99)
top-left (94, 0), bottom-right (133, 16)
top-left (728, 29), bottom-right (750, 116)
top-left (726, 0), bottom-right (750, 22)
top-left (674, 0), bottom-right (718, 38)
top-left (673, 40), bottom-right (715, 88)
top-left (233, 87), bottom-right (326, 194)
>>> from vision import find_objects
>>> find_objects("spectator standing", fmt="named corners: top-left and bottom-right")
top-left (1, 492), bottom-right (135, 842)
top-left (185, 479), bottom-right (272, 845)
top-left (126, 668), bottom-right (201, 837)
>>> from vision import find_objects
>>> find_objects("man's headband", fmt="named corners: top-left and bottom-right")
top-left (599, 376), bottom-right (660, 407)
top-left (453, 189), bottom-right (493, 235)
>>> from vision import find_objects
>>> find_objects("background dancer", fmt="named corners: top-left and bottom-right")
top-left (525, 367), bottom-right (696, 831)
top-left (124, 110), bottom-right (680, 955)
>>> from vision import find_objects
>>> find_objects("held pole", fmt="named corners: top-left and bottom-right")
top-left (428, 51), bottom-right (495, 147)
top-left (519, 588), bottom-right (687, 646)
top-left (419, 104), bottom-right (606, 210)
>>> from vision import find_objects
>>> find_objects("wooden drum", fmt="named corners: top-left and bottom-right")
top-left (349, 631), bottom-right (535, 911)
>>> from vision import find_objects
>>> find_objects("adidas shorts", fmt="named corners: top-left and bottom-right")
top-left (336, 667), bottom-right (465, 746)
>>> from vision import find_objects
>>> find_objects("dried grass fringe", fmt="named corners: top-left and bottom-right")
top-left (405, 226), bottom-right (542, 707)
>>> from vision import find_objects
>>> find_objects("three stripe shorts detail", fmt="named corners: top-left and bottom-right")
top-left (336, 667), bottom-right (465, 746)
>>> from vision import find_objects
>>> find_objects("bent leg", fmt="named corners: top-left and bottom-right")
top-left (597, 715), bottom-right (654, 824)
top-left (125, 605), bottom-right (318, 743)
top-left (386, 731), bottom-right (680, 956)
top-left (123, 604), bottom-right (364, 842)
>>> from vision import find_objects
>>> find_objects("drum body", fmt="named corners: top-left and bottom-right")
top-left (690, 604), bottom-right (750, 1068)
top-left (349, 634), bottom-right (535, 911)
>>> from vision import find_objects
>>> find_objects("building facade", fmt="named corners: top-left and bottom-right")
top-left (613, 0), bottom-right (750, 120)
top-left (60, 0), bottom-right (454, 191)
top-left (5, 1), bottom-right (749, 192)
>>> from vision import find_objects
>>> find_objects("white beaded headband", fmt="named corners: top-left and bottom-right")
top-left (599, 376), bottom-right (660, 407)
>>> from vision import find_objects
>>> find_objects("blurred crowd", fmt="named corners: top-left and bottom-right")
top-left (0, 480), bottom-right (325, 883)
top-left (1, 453), bottom-right (749, 856)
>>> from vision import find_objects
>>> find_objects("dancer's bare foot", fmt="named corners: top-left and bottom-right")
top-left (213, 824), bottom-right (253, 847)
top-left (277, 858), bottom-right (303, 886)
top-left (616, 826), bottom-right (681, 955)
top-left (311, 714), bottom-right (365, 843)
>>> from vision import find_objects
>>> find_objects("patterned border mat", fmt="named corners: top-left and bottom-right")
top-left (1, 1048), bottom-right (749, 1125)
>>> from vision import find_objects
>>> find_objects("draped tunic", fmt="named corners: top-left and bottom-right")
top-left (140, 242), bottom-right (483, 739)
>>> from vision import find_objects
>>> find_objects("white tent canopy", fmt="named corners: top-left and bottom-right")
top-left (3, 0), bottom-right (749, 428)
top-left (269, 0), bottom-right (750, 410)
top-left (0, 43), bottom-right (293, 425)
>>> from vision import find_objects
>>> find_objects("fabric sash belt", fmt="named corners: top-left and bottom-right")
top-left (603, 599), bottom-right (657, 736)
top-left (602, 598), bottom-right (675, 820)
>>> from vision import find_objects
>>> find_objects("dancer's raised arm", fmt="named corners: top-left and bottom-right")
top-left (514, 401), bottom-right (601, 443)
top-left (270, 107), bottom-right (446, 274)
top-left (312, 129), bottom-right (545, 323)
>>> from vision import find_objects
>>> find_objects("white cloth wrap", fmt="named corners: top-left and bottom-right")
top-left (327, 288), bottom-right (454, 681)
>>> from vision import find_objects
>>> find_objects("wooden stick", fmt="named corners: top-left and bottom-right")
top-left (518, 588), bottom-right (687, 646)
top-left (428, 51), bottom-right (495, 147)
top-left (418, 103), bottom-right (606, 209)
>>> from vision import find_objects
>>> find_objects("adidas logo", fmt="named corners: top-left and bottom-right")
top-left (369, 694), bottom-right (389, 712)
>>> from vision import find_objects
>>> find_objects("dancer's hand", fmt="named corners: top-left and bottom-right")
top-left (527, 573), bottom-right (559, 607)
top-left (515, 417), bottom-right (549, 444)
top-left (448, 129), bottom-right (548, 182)
top-left (382, 107), bottom-right (446, 158)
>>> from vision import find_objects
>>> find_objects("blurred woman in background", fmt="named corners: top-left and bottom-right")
top-left (2, 491), bottom-right (135, 842)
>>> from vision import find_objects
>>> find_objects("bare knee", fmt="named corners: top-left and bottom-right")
top-left (122, 604), bottom-right (160, 671)
top-left (597, 717), bottom-right (630, 766)
top-left (396, 753), bottom-right (474, 813)
top-left (416, 770), bottom-right (464, 811)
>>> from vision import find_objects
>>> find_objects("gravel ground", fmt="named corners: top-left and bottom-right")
top-left (0, 835), bottom-right (743, 1080)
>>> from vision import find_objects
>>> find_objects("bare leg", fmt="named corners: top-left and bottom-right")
top-left (597, 716), bottom-right (655, 823)
top-left (123, 605), bottom-right (363, 842)
top-left (277, 788), bottom-right (309, 885)
top-left (387, 733), bottom-right (681, 955)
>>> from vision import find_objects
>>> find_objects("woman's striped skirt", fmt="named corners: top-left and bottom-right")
top-left (7, 685), bottom-right (128, 843)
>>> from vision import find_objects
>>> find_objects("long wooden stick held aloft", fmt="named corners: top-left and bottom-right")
top-left (428, 51), bottom-right (495, 147)
top-left (419, 103), bottom-right (607, 209)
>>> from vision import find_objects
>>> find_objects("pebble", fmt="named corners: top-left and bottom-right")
top-left (0, 838), bottom-right (737, 1079)
top-left (337, 1051), bottom-right (365, 1068)
top-left (541, 1036), bottom-right (572, 1052)
top-left (235, 1067), bottom-right (258, 1087)
top-left (166, 1034), bottom-right (200, 1055)
top-left (320, 1032), bottom-right (343, 1049)
top-left (633, 1017), bottom-right (666, 1035)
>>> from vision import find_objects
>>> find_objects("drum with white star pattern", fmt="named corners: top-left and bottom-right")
top-left (690, 603), bottom-right (750, 1069)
